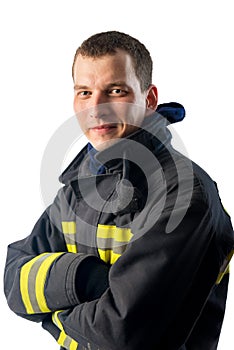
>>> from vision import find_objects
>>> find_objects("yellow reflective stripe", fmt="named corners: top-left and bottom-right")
top-left (20, 253), bottom-right (64, 314)
top-left (20, 253), bottom-right (48, 313)
top-left (61, 221), bottom-right (77, 253)
top-left (216, 250), bottom-right (233, 284)
top-left (70, 339), bottom-right (79, 350)
top-left (97, 225), bottom-right (133, 264)
top-left (97, 225), bottom-right (133, 241)
top-left (98, 249), bottom-right (121, 265)
top-left (216, 265), bottom-right (230, 284)
top-left (97, 225), bottom-right (118, 239)
top-left (35, 252), bottom-right (64, 312)
top-left (52, 311), bottom-right (78, 350)
top-left (53, 311), bottom-right (67, 347)
top-left (62, 221), bottom-right (76, 234)
top-left (58, 330), bottom-right (67, 346)
top-left (66, 244), bottom-right (78, 253)
top-left (52, 310), bottom-right (64, 329)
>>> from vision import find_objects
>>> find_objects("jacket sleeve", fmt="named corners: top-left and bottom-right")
top-left (185, 273), bottom-right (230, 349)
top-left (41, 185), bottom-right (234, 350)
top-left (4, 190), bottom-right (110, 323)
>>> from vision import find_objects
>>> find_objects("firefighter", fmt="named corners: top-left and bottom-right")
top-left (4, 31), bottom-right (234, 350)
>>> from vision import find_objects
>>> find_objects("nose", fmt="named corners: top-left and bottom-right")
top-left (89, 92), bottom-right (109, 119)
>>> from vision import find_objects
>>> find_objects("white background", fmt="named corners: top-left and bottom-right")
top-left (0, 0), bottom-right (233, 349)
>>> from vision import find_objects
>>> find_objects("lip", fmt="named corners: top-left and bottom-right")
top-left (90, 123), bottom-right (118, 133)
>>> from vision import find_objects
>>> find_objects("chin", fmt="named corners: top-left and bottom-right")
top-left (94, 138), bottom-right (121, 151)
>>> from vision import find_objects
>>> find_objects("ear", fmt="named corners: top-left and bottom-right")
top-left (146, 84), bottom-right (158, 111)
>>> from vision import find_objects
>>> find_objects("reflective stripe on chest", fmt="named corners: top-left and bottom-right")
top-left (61, 221), bottom-right (133, 264)
top-left (97, 224), bottom-right (133, 264)
top-left (61, 221), bottom-right (78, 253)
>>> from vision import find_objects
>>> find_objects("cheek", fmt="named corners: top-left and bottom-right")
top-left (74, 105), bottom-right (88, 133)
top-left (120, 104), bottom-right (146, 128)
top-left (73, 98), bottom-right (88, 128)
top-left (76, 115), bottom-right (88, 134)
top-left (73, 96), bottom-right (80, 113)
top-left (73, 95), bottom-right (89, 114)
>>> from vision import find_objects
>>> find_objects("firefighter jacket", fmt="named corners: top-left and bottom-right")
top-left (4, 103), bottom-right (234, 350)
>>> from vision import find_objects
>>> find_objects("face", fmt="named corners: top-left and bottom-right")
top-left (73, 50), bottom-right (157, 150)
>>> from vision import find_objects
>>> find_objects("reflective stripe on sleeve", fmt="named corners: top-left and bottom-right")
top-left (216, 250), bottom-right (233, 284)
top-left (20, 252), bottom-right (64, 314)
top-left (52, 311), bottom-right (79, 350)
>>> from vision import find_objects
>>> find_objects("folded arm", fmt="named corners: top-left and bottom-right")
top-left (4, 207), bottom-right (110, 322)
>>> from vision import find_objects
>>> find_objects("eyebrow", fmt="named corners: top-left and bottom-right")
top-left (106, 81), bottom-right (127, 87)
top-left (74, 81), bottom-right (128, 91)
top-left (74, 84), bottom-right (89, 91)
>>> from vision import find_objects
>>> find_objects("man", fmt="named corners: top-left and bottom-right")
top-left (4, 31), bottom-right (234, 350)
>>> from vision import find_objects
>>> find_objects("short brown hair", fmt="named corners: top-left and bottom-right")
top-left (72, 31), bottom-right (153, 92)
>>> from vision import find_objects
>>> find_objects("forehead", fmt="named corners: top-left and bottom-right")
top-left (73, 50), bottom-right (137, 84)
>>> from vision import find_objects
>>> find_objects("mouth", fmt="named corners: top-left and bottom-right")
top-left (90, 123), bottom-right (118, 133)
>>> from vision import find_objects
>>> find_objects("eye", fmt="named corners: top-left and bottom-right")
top-left (80, 91), bottom-right (91, 96)
top-left (109, 88), bottom-right (127, 96)
top-left (112, 89), bottom-right (122, 94)
top-left (77, 91), bottom-right (91, 98)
